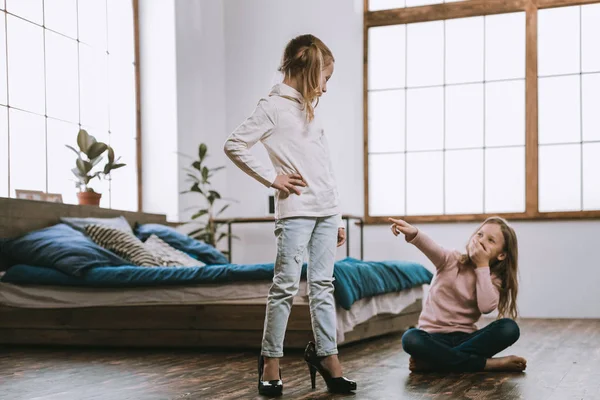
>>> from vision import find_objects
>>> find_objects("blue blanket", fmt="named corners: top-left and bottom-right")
top-left (0, 257), bottom-right (432, 310)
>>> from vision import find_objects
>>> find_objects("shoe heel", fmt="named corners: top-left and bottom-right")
top-left (308, 363), bottom-right (317, 389)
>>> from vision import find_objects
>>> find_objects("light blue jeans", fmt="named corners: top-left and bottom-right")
top-left (261, 215), bottom-right (339, 358)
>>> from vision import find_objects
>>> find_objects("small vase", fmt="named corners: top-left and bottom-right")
top-left (77, 191), bottom-right (102, 206)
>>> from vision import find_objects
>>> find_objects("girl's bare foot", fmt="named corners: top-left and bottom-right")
top-left (263, 356), bottom-right (281, 381)
top-left (409, 357), bottom-right (434, 372)
top-left (484, 355), bottom-right (527, 372)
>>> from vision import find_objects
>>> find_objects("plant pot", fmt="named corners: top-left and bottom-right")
top-left (77, 191), bottom-right (102, 206)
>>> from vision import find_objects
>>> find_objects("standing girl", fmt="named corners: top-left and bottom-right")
top-left (224, 34), bottom-right (356, 395)
top-left (389, 216), bottom-right (527, 373)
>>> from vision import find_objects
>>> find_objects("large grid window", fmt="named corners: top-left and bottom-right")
top-left (368, 13), bottom-right (526, 217)
top-left (365, 0), bottom-right (600, 222)
top-left (538, 4), bottom-right (600, 212)
top-left (0, 0), bottom-right (138, 210)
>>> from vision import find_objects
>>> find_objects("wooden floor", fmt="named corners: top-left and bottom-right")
top-left (1, 319), bottom-right (599, 400)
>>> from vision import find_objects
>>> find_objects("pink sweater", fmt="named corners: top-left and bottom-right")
top-left (410, 230), bottom-right (501, 334)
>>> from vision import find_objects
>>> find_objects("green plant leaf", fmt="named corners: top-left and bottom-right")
top-left (76, 158), bottom-right (93, 174)
top-left (112, 163), bottom-right (126, 169)
top-left (87, 142), bottom-right (108, 160)
top-left (201, 167), bottom-right (209, 182)
top-left (91, 155), bottom-right (104, 167)
top-left (186, 173), bottom-right (199, 182)
top-left (208, 190), bottom-right (221, 200)
top-left (190, 182), bottom-right (203, 193)
top-left (65, 145), bottom-right (81, 158)
top-left (192, 161), bottom-right (201, 171)
top-left (191, 209), bottom-right (209, 219)
top-left (71, 167), bottom-right (85, 179)
top-left (210, 166), bottom-right (225, 173)
top-left (77, 129), bottom-right (89, 152)
top-left (107, 147), bottom-right (115, 164)
top-left (216, 204), bottom-right (230, 216)
top-left (199, 143), bottom-right (208, 161)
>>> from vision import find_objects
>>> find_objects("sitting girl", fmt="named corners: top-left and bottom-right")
top-left (390, 216), bottom-right (527, 372)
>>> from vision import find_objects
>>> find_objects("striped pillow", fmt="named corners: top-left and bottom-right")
top-left (85, 224), bottom-right (160, 267)
top-left (144, 235), bottom-right (205, 267)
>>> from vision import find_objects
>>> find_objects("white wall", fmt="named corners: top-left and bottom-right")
top-left (219, 0), bottom-right (364, 263)
top-left (141, 0), bottom-right (600, 318)
top-left (139, 0), bottom-right (179, 221)
top-left (174, 0), bottom-right (228, 222)
top-left (140, 0), bottom-right (228, 222)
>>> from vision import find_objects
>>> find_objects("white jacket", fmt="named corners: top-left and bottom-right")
top-left (224, 83), bottom-right (341, 221)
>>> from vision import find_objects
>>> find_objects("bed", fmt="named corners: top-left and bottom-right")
top-left (0, 197), bottom-right (430, 349)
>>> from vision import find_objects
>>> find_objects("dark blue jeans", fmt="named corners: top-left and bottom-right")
top-left (401, 318), bottom-right (520, 372)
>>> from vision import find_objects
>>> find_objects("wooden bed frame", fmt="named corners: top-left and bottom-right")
top-left (0, 197), bottom-right (421, 349)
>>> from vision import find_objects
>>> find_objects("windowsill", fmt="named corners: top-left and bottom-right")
top-left (364, 210), bottom-right (600, 225)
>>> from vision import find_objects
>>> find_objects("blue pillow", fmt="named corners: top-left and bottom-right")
top-left (135, 223), bottom-right (229, 265)
top-left (0, 224), bottom-right (129, 276)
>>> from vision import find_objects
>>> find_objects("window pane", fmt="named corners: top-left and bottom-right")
top-left (108, 59), bottom-right (135, 136)
top-left (9, 109), bottom-right (46, 194)
top-left (368, 90), bottom-right (405, 153)
top-left (485, 80), bottom-right (525, 147)
top-left (539, 75), bottom-right (580, 145)
top-left (445, 84), bottom-right (483, 149)
top-left (485, 13), bottom-right (525, 80)
top-left (485, 147), bottom-right (525, 213)
top-left (78, 0), bottom-right (107, 48)
top-left (80, 44), bottom-right (109, 130)
top-left (583, 143), bottom-right (600, 210)
top-left (7, 15), bottom-right (45, 114)
top-left (107, 0), bottom-right (134, 62)
top-left (445, 149), bottom-right (483, 214)
top-left (369, 0), bottom-right (404, 11)
top-left (407, 87), bottom-right (443, 151)
top-left (368, 25), bottom-right (405, 90)
top-left (108, 132), bottom-right (137, 211)
top-left (0, 13), bottom-right (7, 106)
top-left (6, 0), bottom-right (42, 24)
top-left (407, 151), bottom-right (443, 215)
top-left (539, 144), bottom-right (581, 212)
top-left (407, 21), bottom-right (443, 87)
top-left (0, 106), bottom-right (7, 197)
top-left (368, 154), bottom-right (405, 216)
top-left (45, 31), bottom-right (79, 123)
top-left (445, 17), bottom-right (483, 84)
top-left (582, 4), bottom-right (600, 73)
top-left (582, 73), bottom-right (600, 142)
top-left (538, 6), bottom-right (580, 76)
top-left (44, 0), bottom-right (77, 38)
top-left (47, 118), bottom-right (78, 205)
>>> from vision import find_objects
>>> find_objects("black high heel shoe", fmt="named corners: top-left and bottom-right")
top-left (258, 355), bottom-right (283, 397)
top-left (304, 342), bottom-right (357, 393)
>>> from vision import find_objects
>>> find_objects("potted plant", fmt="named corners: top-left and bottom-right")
top-left (66, 129), bottom-right (126, 206)
top-left (182, 143), bottom-right (236, 251)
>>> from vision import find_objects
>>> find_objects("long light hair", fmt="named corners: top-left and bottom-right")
top-left (278, 34), bottom-right (334, 122)
top-left (460, 217), bottom-right (519, 319)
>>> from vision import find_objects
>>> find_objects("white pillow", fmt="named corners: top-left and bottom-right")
top-left (144, 234), bottom-right (205, 267)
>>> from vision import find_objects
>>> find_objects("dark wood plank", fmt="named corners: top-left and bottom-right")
top-left (364, 209), bottom-right (600, 224)
top-left (0, 197), bottom-right (167, 238)
top-left (525, 0), bottom-right (539, 217)
top-left (365, 0), bottom-right (527, 27)
top-left (1, 319), bottom-right (599, 399)
top-left (539, 0), bottom-right (600, 8)
top-left (0, 300), bottom-right (421, 349)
